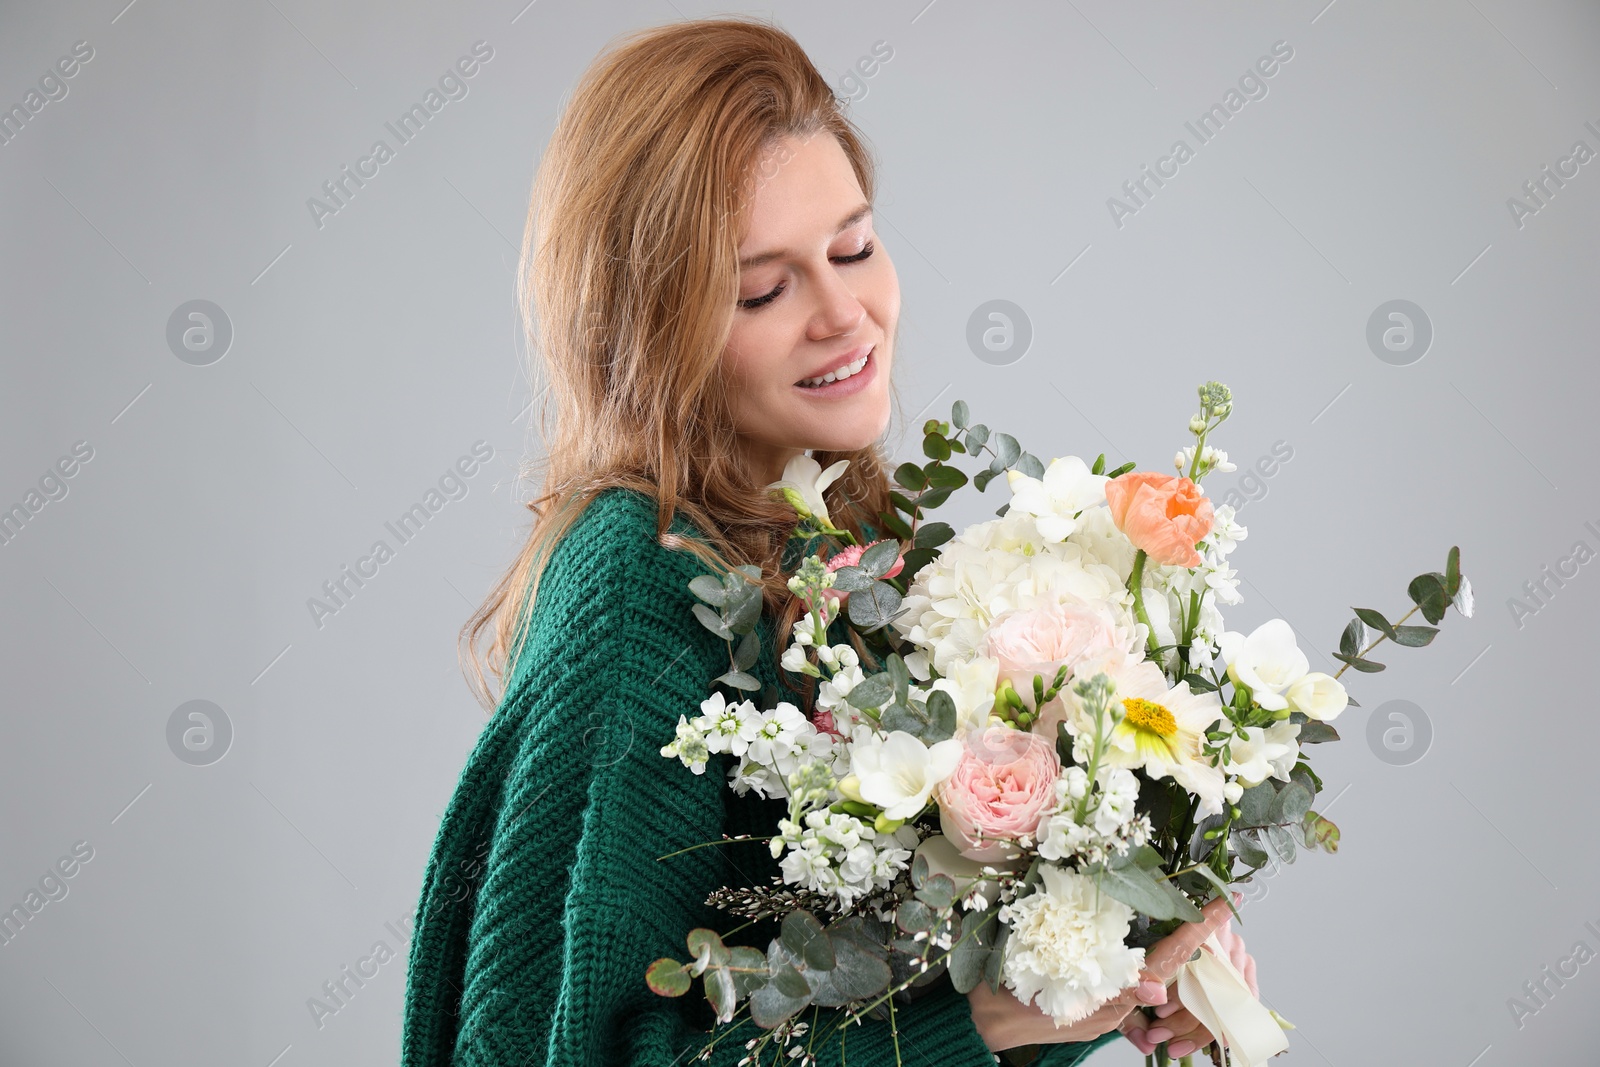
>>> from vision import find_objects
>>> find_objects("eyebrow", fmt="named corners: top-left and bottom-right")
top-left (738, 203), bottom-right (872, 270)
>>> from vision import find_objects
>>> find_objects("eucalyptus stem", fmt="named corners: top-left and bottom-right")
top-left (1331, 602), bottom-right (1423, 680)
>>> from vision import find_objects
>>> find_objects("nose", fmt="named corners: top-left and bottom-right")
top-left (807, 266), bottom-right (867, 340)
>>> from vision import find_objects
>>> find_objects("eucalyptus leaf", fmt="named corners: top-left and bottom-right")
top-left (991, 432), bottom-right (1021, 471)
top-left (1265, 824), bottom-right (1298, 864)
top-left (716, 670), bottom-right (760, 691)
top-left (844, 673), bottom-right (895, 711)
top-left (926, 465), bottom-right (967, 490)
top-left (1353, 607), bottom-right (1395, 639)
top-left (782, 910), bottom-right (835, 972)
top-left (733, 630), bottom-right (759, 672)
top-left (1014, 452), bottom-right (1045, 479)
top-left (915, 872), bottom-right (957, 910)
top-left (1445, 545), bottom-right (1462, 598)
top-left (1236, 782), bottom-right (1278, 827)
top-left (965, 424), bottom-right (990, 452)
top-left (893, 462), bottom-right (928, 491)
top-left (846, 581), bottom-right (904, 632)
top-left (1189, 814), bottom-right (1227, 863)
top-left (859, 538), bottom-right (902, 578)
top-left (693, 603), bottom-right (732, 639)
top-left (948, 908), bottom-right (998, 994)
top-left (1231, 829), bottom-right (1270, 869)
top-left (922, 433), bottom-right (951, 461)
top-left (1392, 625), bottom-right (1439, 647)
top-left (645, 958), bottom-right (690, 996)
top-left (830, 565), bottom-right (876, 593)
top-left (688, 575), bottom-right (727, 606)
top-left (1298, 722), bottom-right (1339, 743)
top-left (1331, 651), bottom-right (1385, 673)
top-left (1092, 860), bottom-right (1203, 922)
top-left (1270, 782), bottom-right (1313, 825)
top-left (1407, 572), bottom-right (1450, 625)
top-left (1339, 618), bottom-right (1363, 658)
top-left (1301, 811), bottom-right (1341, 853)
top-left (951, 400), bottom-right (969, 428)
top-left (912, 521), bottom-right (955, 549)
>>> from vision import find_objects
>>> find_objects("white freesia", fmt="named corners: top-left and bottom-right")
top-left (1284, 671), bottom-right (1347, 722)
top-left (1005, 456), bottom-right (1109, 542)
top-left (1222, 721), bottom-right (1301, 790)
top-left (1216, 619), bottom-right (1309, 712)
top-left (766, 453), bottom-right (849, 528)
top-left (848, 730), bottom-right (963, 820)
top-left (999, 864), bottom-right (1145, 1026)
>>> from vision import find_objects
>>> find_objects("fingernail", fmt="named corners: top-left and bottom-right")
top-left (1154, 1001), bottom-right (1179, 1019)
top-left (1137, 979), bottom-right (1167, 1004)
top-left (1146, 1026), bottom-right (1174, 1044)
top-left (1231, 891), bottom-right (1243, 905)
top-left (1169, 1040), bottom-right (1197, 1057)
top-left (1127, 1028), bottom-right (1151, 1053)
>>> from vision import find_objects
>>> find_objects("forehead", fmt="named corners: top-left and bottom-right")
top-left (737, 133), bottom-right (865, 251)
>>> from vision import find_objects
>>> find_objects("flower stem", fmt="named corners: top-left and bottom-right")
top-left (1128, 550), bottom-right (1161, 658)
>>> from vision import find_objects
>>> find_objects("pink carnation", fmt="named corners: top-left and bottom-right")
top-left (936, 726), bottom-right (1061, 862)
top-left (813, 539), bottom-right (905, 608)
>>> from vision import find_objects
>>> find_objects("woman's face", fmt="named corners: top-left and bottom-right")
top-left (723, 131), bottom-right (900, 486)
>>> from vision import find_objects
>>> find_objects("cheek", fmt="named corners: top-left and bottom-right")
top-left (723, 320), bottom-right (788, 409)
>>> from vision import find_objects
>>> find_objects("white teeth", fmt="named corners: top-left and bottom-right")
top-left (799, 351), bottom-right (869, 388)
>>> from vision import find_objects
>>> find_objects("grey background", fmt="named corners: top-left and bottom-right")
top-left (2, 0), bottom-right (1596, 1064)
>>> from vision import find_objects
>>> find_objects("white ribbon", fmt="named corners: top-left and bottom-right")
top-left (1172, 931), bottom-right (1291, 1066)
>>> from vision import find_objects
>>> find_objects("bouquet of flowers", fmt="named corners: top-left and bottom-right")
top-left (650, 382), bottom-right (1471, 1066)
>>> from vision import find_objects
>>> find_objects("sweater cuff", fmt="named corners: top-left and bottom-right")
top-left (1004, 1026), bottom-right (1123, 1067)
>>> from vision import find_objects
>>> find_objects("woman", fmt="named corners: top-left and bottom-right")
top-left (399, 16), bottom-right (1255, 1066)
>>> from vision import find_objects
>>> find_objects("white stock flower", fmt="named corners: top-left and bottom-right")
top-left (766, 454), bottom-right (849, 528)
top-left (1453, 576), bottom-right (1474, 618)
top-left (848, 730), bottom-right (963, 820)
top-left (1004, 457), bottom-right (1109, 542)
top-left (1216, 618), bottom-right (1309, 712)
top-left (999, 864), bottom-right (1145, 1026)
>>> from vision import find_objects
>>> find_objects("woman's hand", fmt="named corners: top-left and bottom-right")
top-left (1119, 915), bottom-right (1259, 1059)
top-left (966, 894), bottom-right (1239, 1052)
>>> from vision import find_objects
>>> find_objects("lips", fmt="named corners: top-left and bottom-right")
top-left (795, 344), bottom-right (874, 386)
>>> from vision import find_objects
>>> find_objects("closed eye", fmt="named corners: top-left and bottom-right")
top-left (738, 241), bottom-right (877, 311)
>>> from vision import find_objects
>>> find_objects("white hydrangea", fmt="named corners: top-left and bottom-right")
top-left (892, 509), bottom-right (1131, 679)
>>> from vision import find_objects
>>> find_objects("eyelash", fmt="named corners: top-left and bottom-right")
top-left (738, 241), bottom-right (877, 311)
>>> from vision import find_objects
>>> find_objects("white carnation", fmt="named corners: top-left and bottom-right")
top-left (999, 864), bottom-right (1145, 1026)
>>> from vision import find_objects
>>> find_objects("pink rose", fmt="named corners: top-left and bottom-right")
top-left (984, 601), bottom-right (1132, 709)
top-left (1104, 471), bottom-right (1214, 568)
top-left (936, 726), bottom-right (1061, 862)
top-left (812, 538), bottom-right (905, 608)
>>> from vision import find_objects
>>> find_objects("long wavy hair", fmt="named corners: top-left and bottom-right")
top-left (459, 16), bottom-right (905, 713)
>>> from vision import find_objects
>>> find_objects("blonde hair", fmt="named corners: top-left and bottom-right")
top-left (460, 15), bottom-right (904, 712)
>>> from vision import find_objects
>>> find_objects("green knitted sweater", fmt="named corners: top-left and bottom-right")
top-left (400, 486), bottom-right (1119, 1066)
